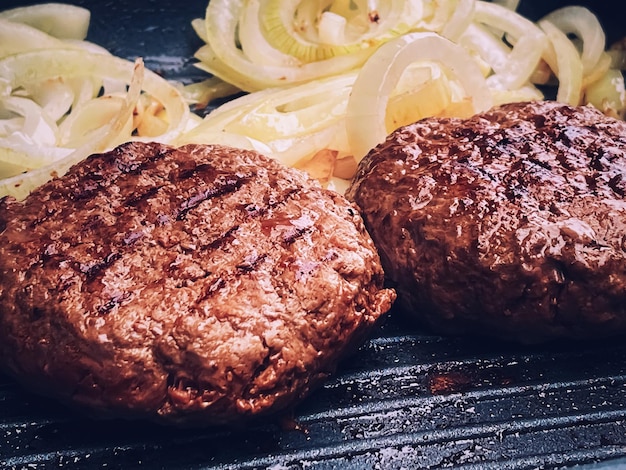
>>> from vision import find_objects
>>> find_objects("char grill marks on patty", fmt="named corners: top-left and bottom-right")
top-left (347, 101), bottom-right (626, 343)
top-left (0, 142), bottom-right (395, 425)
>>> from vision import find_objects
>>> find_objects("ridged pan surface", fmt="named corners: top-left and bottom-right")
top-left (2, 312), bottom-right (626, 469)
top-left (1, 0), bottom-right (626, 469)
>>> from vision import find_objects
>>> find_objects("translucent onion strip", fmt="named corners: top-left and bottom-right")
top-left (539, 19), bottom-right (583, 106)
top-left (584, 69), bottom-right (626, 119)
top-left (0, 18), bottom-right (77, 57)
top-left (191, 0), bottom-right (624, 126)
top-left (581, 53), bottom-right (612, 89)
top-left (0, 50), bottom-right (189, 199)
top-left (2, 1), bottom-right (625, 200)
top-left (441, 0), bottom-right (475, 42)
top-left (473, 1), bottom-right (547, 90)
top-left (238, 0), bottom-right (300, 67)
top-left (2, 96), bottom-right (58, 146)
top-left (0, 49), bottom-right (188, 143)
top-left (0, 3), bottom-right (90, 40)
top-left (540, 6), bottom-right (605, 76)
top-left (258, 0), bottom-right (422, 62)
top-left (177, 72), bottom-right (357, 167)
top-left (185, 0), bottom-right (625, 190)
top-left (491, 0), bottom-right (520, 11)
top-left (199, 0), bottom-right (373, 92)
top-left (416, 0), bottom-right (455, 33)
top-left (0, 57), bottom-right (143, 200)
top-left (459, 22), bottom-right (510, 78)
top-left (346, 32), bottom-right (492, 161)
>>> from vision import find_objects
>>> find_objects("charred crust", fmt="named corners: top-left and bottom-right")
top-left (0, 141), bottom-right (394, 425)
top-left (348, 100), bottom-right (626, 343)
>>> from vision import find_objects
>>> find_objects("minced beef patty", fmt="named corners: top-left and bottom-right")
top-left (347, 100), bottom-right (626, 343)
top-left (0, 141), bottom-right (395, 425)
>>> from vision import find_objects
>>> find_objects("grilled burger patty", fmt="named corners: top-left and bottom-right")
top-left (347, 101), bottom-right (626, 343)
top-left (0, 142), bottom-right (395, 425)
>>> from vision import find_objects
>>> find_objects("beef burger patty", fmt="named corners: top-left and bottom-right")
top-left (347, 100), bottom-right (626, 343)
top-left (0, 142), bottom-right (395, 425)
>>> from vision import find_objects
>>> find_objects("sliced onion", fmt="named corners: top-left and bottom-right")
top-left (385, 71), bottom-right (452, 131)
top-left (459, 22), bottom-right (511, 78)
top-left (224, 76), bottom-right (354, 141)
top-left (58, 95), bottom-right (135, 148)
top-left (416, 0), bottom-right (455, 33)
top-left (584, 68), bottom-right (626, 119)
top-left (346, 32), bottom-right (492, 161)
top-left (22, 78), bottom-right (75, 121)
top-left (67, 40), bottom-right (116, 60)
top-left (67, 76), bottom-right (99, 111)
top-left (178, 129), bottom-right (272, 154)
top-left (0, 3), bottom-right (90, 40)
top-left (0, 49), bottom-right (188, 142)
top-left (441, 0), bottom-right (475, 42)
top-left (490, 0), bottom-right (520, 11)
top-left (199, 0), bottom-right (373, 91)
top-left (180, 77), bottom-right (241, 110)
top-left (0, 147), bottom-right (33, 178)
top-left (238, 0), bottom-right (300, 67)
top-left (191, 0), bottom-right (620, 122)
top-left (581, 52), bottom-right (612, 88)
top-left (258, 0), bottom-right (421, 62)
top-left (0, 4), bottom-right (193, 199)
top-left (0, 134), bottom-right (71, 168)
top-left (190, 17), bottom-right (207, 42)
top-left (2, 96), bottom-right (58, 145)
top-left (491, 83), bottom-right (544, 106)
top-left (4, 0), bottom-right (619, 202)
top-left (178, 72), bottom-right (356, 166)
top-left (269, 125), bottom-right (342, 168)
top-left (539, 19), bottom-right (583, 106)
top-left (540, 6), bottom-right (605, 76)
top-left (180, 87), bottom-right (278, 139)
top-left (0, 50), bottom-right (188, 200)
top-left (0, 57), bottom-right (143, 200)
top-left (318, 11), bottom-right (348, 46)
top-left (0, 18), bottom-right (78, 58)
top-left (473, 1), bottom-right (547, 90)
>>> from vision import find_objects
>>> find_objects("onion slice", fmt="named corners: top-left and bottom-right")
top-left (539, 19), bottom-right (583, 106)
top-left (0, 3), bottom-right (90, 40)
top-left (441, 0), bottom-right (475, 42)
top-left (200, 0), bottom-right (372, 91)
top-left (0, 50), bottom-right (188, 200)
top-left (346, 32), bottom-right (492, 161)
top-left (0, 57), bottom-right (143, 200)
top-left (178, 72), bottom-right (357, 167)
top-left (491, 0), bottom-right (520, 11)
top-left (258, 0), bottom-right (421, 62)
top-left (473, 1), bottom-right (547, 90)
top-left (0, 49), bottom-right (188, 143)
top-left (0, 18), bottom-right (79, 57)
top-left (584, 68), bottom-right (626, 119)
top-left (540, 6), bottom-right (605, 76)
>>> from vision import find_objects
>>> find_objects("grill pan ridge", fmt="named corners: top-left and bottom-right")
top-left (3, 314), bottom-right (626, 468)
top-left (2, 0), bottom-right (626, 468)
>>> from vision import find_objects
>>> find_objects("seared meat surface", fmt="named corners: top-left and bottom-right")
top-left (0, 142), bottom-right (395, 425)
top-left (347, 101), bottom-right (626, 342)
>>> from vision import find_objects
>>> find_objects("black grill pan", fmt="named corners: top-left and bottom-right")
top-left (2, 0), bottom-right (626, 469)
top-left (3, 311), bottom-right (626, 469)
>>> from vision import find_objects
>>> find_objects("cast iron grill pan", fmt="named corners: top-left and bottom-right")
top-left (2, 0), bottom-right (626, 468)
top-left (3, 311), bottom-right (626, 469)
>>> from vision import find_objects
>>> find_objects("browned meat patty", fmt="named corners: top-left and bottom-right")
top-left (347, 100), bottom-right (626, 343)
top-left (0, 141), bottom-right (395, 425)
